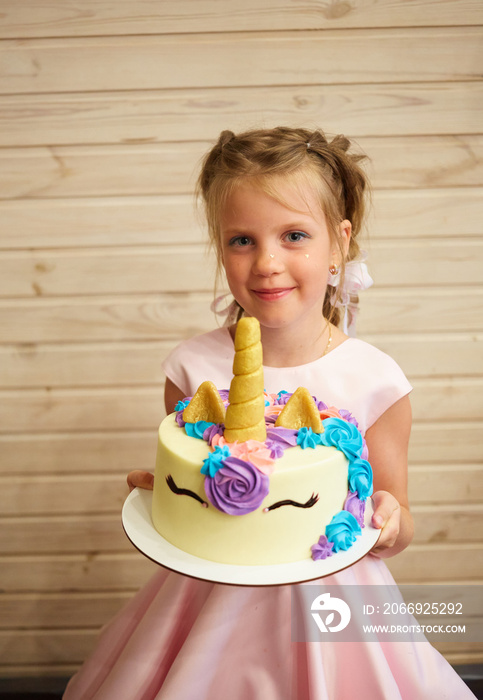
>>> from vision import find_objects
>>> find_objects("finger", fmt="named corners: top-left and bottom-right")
top-left (372, 503), bottom-right (399, 530)
top-left (127, 470), bottom-right (154, 492)
top-left (372, 511), bottom-right (385, 529)
top-left (371, 505), bottom-right (401, 554)
top-left (372, 516), bottom-right (400, 552)
top-left (371, 492), bottom-right (399, 529)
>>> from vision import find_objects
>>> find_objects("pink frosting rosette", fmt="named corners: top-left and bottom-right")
top-left (229, 439), bottom-right (275, 475)
top-left (319, 406), bottom-right (343, 421)
top-left (204, 456), bottom-right (270, 515)
top-left (264, 404), bottom-right (285, 418)
top-left (263, 391), bottom-right (276, 407)
top-left (209, 437), bottom-right (275, 475)
top-left (211, 434), bottom-right (228, 449)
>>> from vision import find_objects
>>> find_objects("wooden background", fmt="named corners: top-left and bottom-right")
top-left (1, 0), bottom-right (482, 679)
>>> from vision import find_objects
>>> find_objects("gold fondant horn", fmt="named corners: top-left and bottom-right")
top-left (183, 380), bottom-right (226, 424)
top-left (274, 387), bottom-right (323, 432)
top-left (224, 317), bottom-right (267, 443)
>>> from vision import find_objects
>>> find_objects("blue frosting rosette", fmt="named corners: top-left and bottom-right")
top-left (201, 445), bottom-right (231, 478)
top-left (325, 511), bottom-right (362, 552)
top-left (185, 420), bottom-right (215, 440)
top-left (297, 427), bottom-right (323, 449)
top-left (348, 458), bottom-right (373, 500)
top-left (320, 417), bottom-right (364, 461)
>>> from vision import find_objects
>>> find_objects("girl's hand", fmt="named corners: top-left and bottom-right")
top-left (127, 470), bottom-right (154, 492)
top-left (370, 490), bottom-right (401, 555)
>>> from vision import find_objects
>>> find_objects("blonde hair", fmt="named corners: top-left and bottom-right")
top-left (197, 126), bottom-right (370, 327)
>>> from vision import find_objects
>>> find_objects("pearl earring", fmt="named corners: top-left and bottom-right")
top-left (329, 264), bottom-right (340, 275)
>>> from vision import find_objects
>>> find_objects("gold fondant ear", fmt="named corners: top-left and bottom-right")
top-left (274, 387), bottom-right (323, 432)
top-left (182, 381), bottom-right (226, 424)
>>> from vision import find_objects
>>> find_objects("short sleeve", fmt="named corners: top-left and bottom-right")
top-left (162, 328), bottom-right (235, 397)
top-left (162, 333), bottom-right (412, 436)
top-left (263, 338), bottom-right (412, 435)
top-left (360, 345), bottom-right (412, 430)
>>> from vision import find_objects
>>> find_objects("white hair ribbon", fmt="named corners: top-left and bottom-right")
top-left (327, 253), bottom-right (373, 337)
top-left (210, 294), bottom-right (240, 326)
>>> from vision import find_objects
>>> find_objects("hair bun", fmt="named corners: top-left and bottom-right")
top-left (219, 130), bottom-right (235, 148)
top-left (329, 134), bottom-right (351, 153)
top-left (306, 129), bottom-right (328, 148)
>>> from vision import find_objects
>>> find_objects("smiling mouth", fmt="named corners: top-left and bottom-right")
top-left (252, 288), bottom-right (294, 301)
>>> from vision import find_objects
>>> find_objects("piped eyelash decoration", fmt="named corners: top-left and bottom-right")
top-left (264, 493), bottom-right (319, 512)
top-left (166, 474), bottom-right (208, 507)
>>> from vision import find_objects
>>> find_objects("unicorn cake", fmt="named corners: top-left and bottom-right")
top-left (151, 318), bottom-right (373, 566)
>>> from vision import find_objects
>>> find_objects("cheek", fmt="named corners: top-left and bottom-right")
top-left (297, 256), bottom-right (330, 295)
top-left (294, 252), bottom-right (326, 277)
top-left (224, 253), bottom-right (248, 275)
top-left (223, 257), bottom-right (248, 290)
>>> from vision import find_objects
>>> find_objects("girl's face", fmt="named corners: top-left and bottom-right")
top-left (220, 179), bottom-right (350, 334)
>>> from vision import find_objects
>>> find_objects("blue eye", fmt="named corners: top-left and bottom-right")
top-left (229, 235), bottom-right (252, 247)
top-left (286, 231), bottom-right (308, 242)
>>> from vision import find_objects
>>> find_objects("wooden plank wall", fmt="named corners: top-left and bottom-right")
top-left (0, 0), bottom-right (482, 678)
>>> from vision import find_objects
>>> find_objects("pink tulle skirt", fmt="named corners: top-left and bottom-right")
top-left (63, 555), bottom-right (474, 699)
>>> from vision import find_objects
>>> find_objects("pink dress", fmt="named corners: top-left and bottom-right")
top-left (64, 330), bottom-right (475, 699)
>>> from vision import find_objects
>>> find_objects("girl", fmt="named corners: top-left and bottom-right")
top-left (64, 127), bottom-right (475, 699)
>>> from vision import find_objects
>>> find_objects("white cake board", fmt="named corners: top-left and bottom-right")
top-left (122, 488), bottom-right (381, 586)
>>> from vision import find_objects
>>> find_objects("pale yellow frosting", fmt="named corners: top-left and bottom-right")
top-left (152, 414), bottom-right (349, 566)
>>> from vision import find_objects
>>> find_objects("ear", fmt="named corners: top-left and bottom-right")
top-left (338, 219), bottom-right (352, 259)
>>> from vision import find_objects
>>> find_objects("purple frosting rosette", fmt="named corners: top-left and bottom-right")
top-left (343, 490), bottom-right (366, 527)
top-left (265, 427), bottom-right (298, 458)
top-left (274, 391), bottom-right (292, 405)
top-left (311, 534), bottom-right (334, 561)
top-left (266, 427), bottom-right (298, 447)
top-left (204, 456), bottom-right (269, 515)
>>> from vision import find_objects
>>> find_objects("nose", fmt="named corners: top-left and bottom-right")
top-left (252, 248), bottom-right (284, 277)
